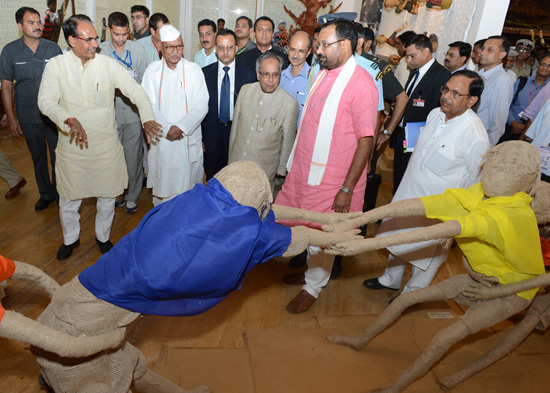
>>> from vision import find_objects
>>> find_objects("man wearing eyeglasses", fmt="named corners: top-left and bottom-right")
top-left (37, 14), bottom-right (161, 260)
top-left (228, 52), bottom-right (299, 192)
top-left (275, 18), bottom-right (378, 313)
top-left (511, 39), bottom-right (535, 78)
top-left (365, 70), bottom-right (490, 295)
top-left (201, 29), bottom-right (256, 180)
top-left (130, 5), bottom-right (150, 40)
top-left (279, 31), bottom-right (312, 126)
top-left (0, 7), bottom-right (61, 211)
top-left (99, 12), bottom-right (150, 214)
top-left (141, 25), bottom-right (209, 206)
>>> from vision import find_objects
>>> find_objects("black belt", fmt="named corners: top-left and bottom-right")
top-left (219, 120), bottom-right (232, 127)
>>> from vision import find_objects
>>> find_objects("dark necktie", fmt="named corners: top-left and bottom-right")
top-left (406, 70), bottom-right (419, 96)
top-left (219, 66), bottom-right (230, 124)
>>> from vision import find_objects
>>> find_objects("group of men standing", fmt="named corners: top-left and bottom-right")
top-left (1, 5), bottom-right (548, 316)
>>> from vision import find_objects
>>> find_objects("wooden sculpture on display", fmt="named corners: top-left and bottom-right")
top-left (283, 0), bottom-right (342, 36)
top-left (323, 142), bottom-right (549, 392)
top-left (0, 161), bottom-right (361, 393)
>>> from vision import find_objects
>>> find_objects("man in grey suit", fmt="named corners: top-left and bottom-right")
top-left (228, 52), bottom-right (299, 191)
top-left (99, 12), bottom-right (149, 213)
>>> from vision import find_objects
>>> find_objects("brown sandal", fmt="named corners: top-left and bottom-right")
top-left (286, 290), bottom-right (316, 313)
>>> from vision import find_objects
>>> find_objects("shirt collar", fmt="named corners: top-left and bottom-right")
top-left (282, 62), bottom-right (310, 80)
top-left (218, 60), bottom-right (235, 72)
top-left (478, 63), bottom-right (503, 79)
top-left (417, 58), bottom-right (435, 77)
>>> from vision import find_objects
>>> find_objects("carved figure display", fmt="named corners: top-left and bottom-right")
top-left (0, 161), bottom-right (360, 393)
top-left (323, 142), bottom-right (548, 392)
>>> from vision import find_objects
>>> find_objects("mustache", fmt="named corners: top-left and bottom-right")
top-left (441, 98), bottom-right (452, 106)
top-left (202, 40), bottom-right (210, 44)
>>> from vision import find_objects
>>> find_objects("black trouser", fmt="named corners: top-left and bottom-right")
top-left (390, 126), bottom-right (412, 195)
top-left (203, 122), bottom-right (232, 180)
top-left (20, 120), bottom-right (58, 200)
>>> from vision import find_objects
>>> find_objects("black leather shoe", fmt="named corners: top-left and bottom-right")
top-left (330, 256), bottom-right (342, 279)
top-left (35, 198), bottom-right (56, 211)
top-left (363, 277), bottom-right (399, 291)
top-left (288, 249), bottom-right (308, 268)
top-left (57, 239), bottom-right (80, 260)
top-left (96, 238), bottom-right (114, 254)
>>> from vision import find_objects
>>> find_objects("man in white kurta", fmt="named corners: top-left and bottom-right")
top-left (38, 15), bottom-right (158, 260)
top-left (366, 71), bottom-right (490, 294)
top-left (141, 25), bottom-right (209, 206)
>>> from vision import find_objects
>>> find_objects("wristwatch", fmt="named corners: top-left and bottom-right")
top-left (382, 129), bottom-right (391, 136)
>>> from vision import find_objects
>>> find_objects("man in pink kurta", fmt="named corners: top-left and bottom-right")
top-left (276, 19), bottom-right (377, 313)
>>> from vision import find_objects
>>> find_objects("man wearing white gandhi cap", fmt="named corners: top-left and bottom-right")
top-left (141, 25), bottom-right (209, 205)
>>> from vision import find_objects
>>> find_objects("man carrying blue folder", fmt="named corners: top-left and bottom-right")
top-left (364, 70), bottom-right (490, 295)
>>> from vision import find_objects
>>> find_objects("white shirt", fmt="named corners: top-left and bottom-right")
top-left (406, 58), bottom-right (435, 94)
top-left (477, 64), bottom-right (514, 146)
top-left (193, 48), bottom-right (217, 68)
top-left (526, 99), bottom-right (550, 176)
top-left (216, 60), bottom-right (236, 120)
top-left (378, 107), bottom-right (490, 269)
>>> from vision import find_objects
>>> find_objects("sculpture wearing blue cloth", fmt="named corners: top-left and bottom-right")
top-left (32, 161), bottom-right (362, 393)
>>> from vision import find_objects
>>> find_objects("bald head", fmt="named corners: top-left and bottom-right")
top-left (288, 30), bottom-right (312, 70)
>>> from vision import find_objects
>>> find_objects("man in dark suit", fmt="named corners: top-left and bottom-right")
top-left (202, 29), bottom-right (256, 179)
top-left (236, 16), bottom-right (289, 71)
top-left (390, 33), bottom-right (450, 193)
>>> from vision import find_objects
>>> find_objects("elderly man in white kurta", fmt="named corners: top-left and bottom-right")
top-left (229, 52), bottom-right (299, 192)
top-left (38, 15), bottom-right (159, 260)
top-left (364, 70), bottom-right (490, 294)
top-left (141, 25), bottom-right (209, 206)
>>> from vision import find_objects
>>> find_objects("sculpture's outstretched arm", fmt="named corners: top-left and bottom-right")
top-left (322, 198), bottom-right (426, 233)
top-left (12, 261), bottom-right (60, 297)
top-left (326, 220), bottom-right (461, 256)
top-left (282, 226), bottom-right (363, 257)
top-left (463, 272), bottom-right (550, 301)
top-left (272, 204), bottom-right (362, 224)
top-left (0, 310), bottom-right (125, 358)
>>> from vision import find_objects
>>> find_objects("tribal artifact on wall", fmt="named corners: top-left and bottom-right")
top-left (283, 0), bottom-right (343, 36)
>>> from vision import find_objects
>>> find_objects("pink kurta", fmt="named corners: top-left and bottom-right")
top-left (276, 64), bottom-right (377, 228)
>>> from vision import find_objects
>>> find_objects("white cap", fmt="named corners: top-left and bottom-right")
top-left (160, 25), bottom-right (180, 42)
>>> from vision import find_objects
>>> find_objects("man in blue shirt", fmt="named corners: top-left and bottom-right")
top-left (501, 53), bottom-right (550, 142)
top-left (279, 31), bottom-right (312, 126)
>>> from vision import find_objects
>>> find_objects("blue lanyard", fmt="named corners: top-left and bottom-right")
top-left (113, 50), bottom-right (133, 68)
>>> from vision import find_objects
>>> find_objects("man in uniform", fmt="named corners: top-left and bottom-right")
top-left (0, 7), bottom-right (62, 211)
top-left (38, 14), bottom-right (160, 260)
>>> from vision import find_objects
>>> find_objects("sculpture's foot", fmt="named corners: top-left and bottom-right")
top-left (187, 384), bottom-right (212, 393)
top-left (326, 334), bottom-right (368, 350)
top-left (438, 375), bottom-right (460, 390)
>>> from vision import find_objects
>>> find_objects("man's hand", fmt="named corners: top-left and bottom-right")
top-left (67, 118), bottom-right (88, 147)
top-left (8, 119), bottom-right (23, 138)
top-left (376, 132), bottom-right (390, 149)
top-left (143, 120), bottom-right (163, 143)
top-left (0, 114), bottom-right (7, 127)
top-left (166, 125), bottom-right (183, 141)
top-left (332, 189), bottom-right (352, 213)
top-left (510, 120), bottom-right (525, 134)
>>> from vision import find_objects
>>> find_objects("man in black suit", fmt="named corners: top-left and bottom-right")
top-left (201, 29), bottom-right (256, 179)
top-left (390, 33), bottom-right (450, 193)
top-left (236, 16), bottom-right (288, 72)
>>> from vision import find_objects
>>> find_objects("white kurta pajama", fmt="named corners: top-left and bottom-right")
top-left (376, 108), bottom-right (490, 292)
top-left (38, 51), bottom-right (155, 244)
top-left (141, 58), bottom-right (209, 203)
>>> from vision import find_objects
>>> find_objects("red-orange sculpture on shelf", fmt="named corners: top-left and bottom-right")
top-left (283, 0), bottom-right (342, 36)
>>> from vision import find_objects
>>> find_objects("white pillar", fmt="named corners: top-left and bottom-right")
top-left (87, 0), bottom-right (96, 24)
top-left (146, 0), bottom-right (154, 13)
top-left (255, 0), bottom-right (264, 20)
top-left (181, 0), bottom-right (193, 60)
top-left (219, 0), bottom-right (230, 24)
top-left (465, 0), bottom-right (510, 44)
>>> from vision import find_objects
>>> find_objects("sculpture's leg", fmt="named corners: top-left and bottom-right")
top-left (133, 368), bottom-right (212, 393)
top-left (327, 284), bottom-right (447, 350)
top-left (382, 292), bottom-right (530, 393)
top-left (439, 294), bottom-right (550, 390)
